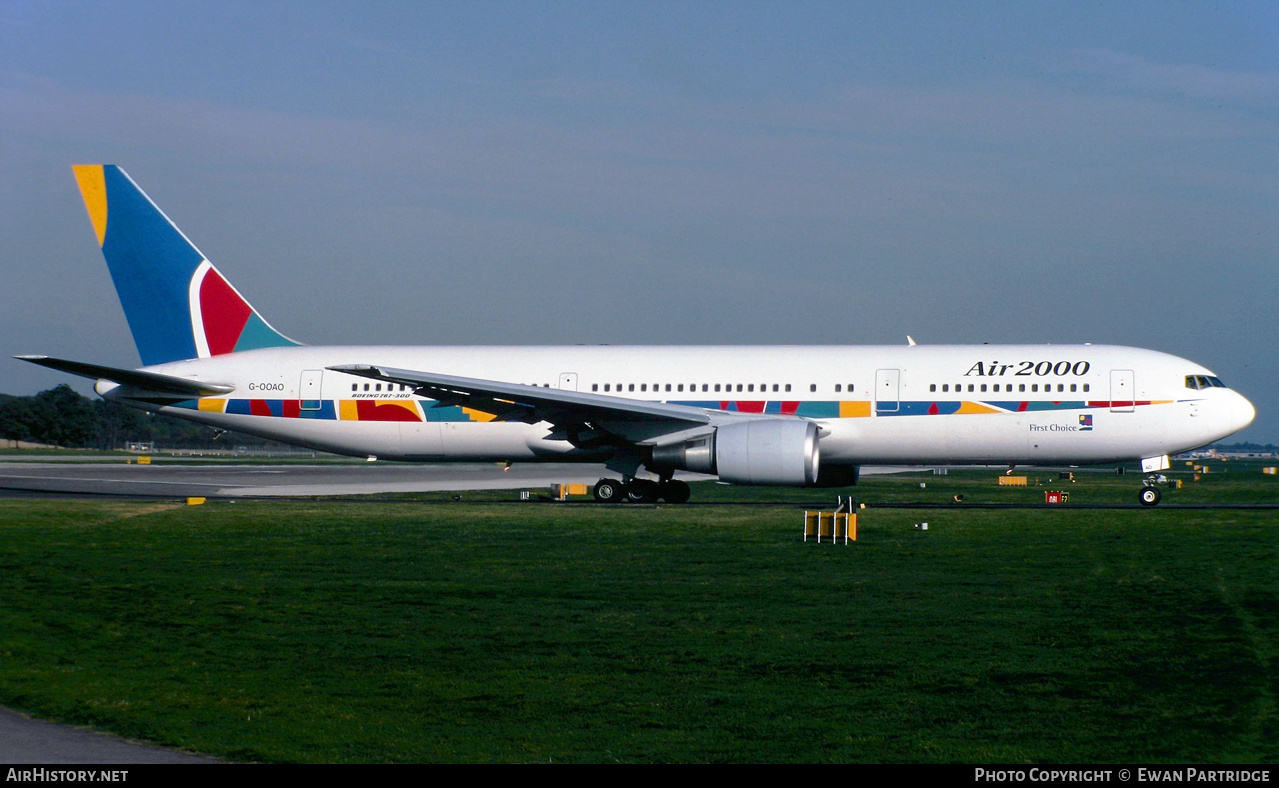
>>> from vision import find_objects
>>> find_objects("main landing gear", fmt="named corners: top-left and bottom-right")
top-left (593, 477), bottom-right (691, 504)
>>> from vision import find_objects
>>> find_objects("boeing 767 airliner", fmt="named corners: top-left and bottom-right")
top-left (17, 166), bottom-right (1255, 504)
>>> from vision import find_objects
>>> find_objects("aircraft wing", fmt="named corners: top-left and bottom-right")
top-left (15, 355), bottom-right (235, 396)
top-left (328, 363), bottom-right (726, 446)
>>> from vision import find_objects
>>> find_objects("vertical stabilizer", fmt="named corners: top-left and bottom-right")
top-left (71, 165), bottom-right (298, 365)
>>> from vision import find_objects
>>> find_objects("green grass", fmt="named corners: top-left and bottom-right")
top-left (0, 472), bottom-right (1276, 762)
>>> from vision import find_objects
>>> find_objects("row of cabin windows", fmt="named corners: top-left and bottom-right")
top-left (929, 382), bottom-right (1090, 394)
top-left (593, 382), bottom-right (793, 394)
top-left (346, 381), bottom-right (862, 395)
top-left (588, 383), bottom-right (855, 395)
top-left (345, 381), bottom-right (1105, 397)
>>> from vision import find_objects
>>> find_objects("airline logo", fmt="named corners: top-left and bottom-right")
top-left (188, 261), bottom-right (293, 357)
top-left (1079, 414), bottom-right (1094, 431)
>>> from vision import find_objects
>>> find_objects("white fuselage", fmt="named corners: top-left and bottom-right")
top-left (102, 343), bottom-right (1254, 470)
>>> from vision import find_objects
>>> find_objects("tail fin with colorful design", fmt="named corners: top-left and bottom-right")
top-left (71, 165), bottom-right (297, 366)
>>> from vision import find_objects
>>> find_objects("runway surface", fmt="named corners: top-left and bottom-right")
top-left (0, 460), bottom-right (689, 499)
top-left (0, 707), bottom-right (216, 764)
top-left (1, 460), bottom-right (1271, 509)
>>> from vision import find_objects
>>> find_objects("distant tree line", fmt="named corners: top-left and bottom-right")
top-left (0, 384), bottom-right (279, 450)
top-left (1209, 441), bottom-right (1279, 453)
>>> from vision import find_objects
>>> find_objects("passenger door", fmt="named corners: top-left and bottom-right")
top-left (875, 369), bottom-right (900, 414)
top-left (1110, 369), bottom-right (1135, 413)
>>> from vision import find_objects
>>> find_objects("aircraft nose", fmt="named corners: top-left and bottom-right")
top-left (1233, 393), bottom-right (1257, 433)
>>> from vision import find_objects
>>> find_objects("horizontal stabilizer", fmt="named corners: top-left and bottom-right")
top-left (15, 355), bottom-right (235, 396)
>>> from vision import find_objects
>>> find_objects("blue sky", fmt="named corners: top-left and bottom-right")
top-left (2, 1), bottom-right (1276, 442)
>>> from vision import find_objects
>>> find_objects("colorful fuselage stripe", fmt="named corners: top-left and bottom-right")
top-left (185, 398), bottom-right (490, 422)
top-left (173, 398), bottom-right (1175, 423)
top-left (884, 399), bottom-right (1172, 416)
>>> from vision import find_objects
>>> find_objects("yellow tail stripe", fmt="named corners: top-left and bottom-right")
top-left (72, 165), bottom-right (108, 247)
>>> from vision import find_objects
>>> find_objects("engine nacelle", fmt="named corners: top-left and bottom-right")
top-left (651, 420), bottom-right (820, 486)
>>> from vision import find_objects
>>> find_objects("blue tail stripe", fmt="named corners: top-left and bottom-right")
top-left (99, 167), bottom-right (202, 365)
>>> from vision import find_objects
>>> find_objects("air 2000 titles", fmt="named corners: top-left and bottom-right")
top-left (965, 361), bottom-right (1091, 377)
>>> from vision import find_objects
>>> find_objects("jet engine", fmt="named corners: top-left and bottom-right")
top-left (651, 419), bottom-right (820, 486)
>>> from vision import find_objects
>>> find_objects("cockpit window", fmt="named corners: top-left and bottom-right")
top-left (1186, 375), bottom-right (1227, 390)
